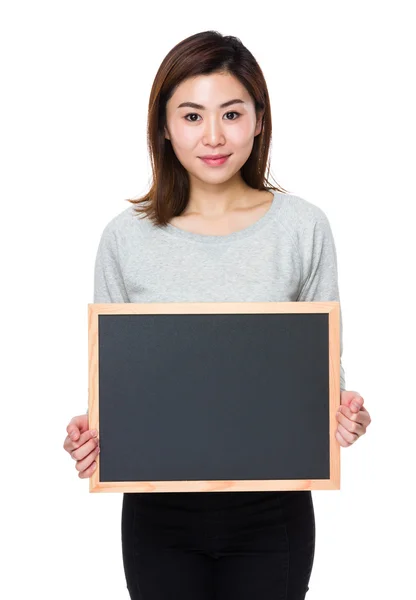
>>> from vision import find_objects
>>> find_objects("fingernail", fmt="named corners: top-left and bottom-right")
top-left (70, 432), bottom-right (76, 439)
top-left (352, 402), bottom-right (361, 411)
top-left (91, 429), bottom-right (97, 437)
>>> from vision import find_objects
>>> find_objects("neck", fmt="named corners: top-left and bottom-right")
top-left (186, 175), bottom-right (255, 218)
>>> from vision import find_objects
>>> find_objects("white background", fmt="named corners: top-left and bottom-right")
top-left (1, 1), bottom-right (414, 598)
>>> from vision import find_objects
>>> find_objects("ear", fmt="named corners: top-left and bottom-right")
top-left (164, 126), bottom-right (170, 141)
top-left (254, 112), bottom-right (264, 137)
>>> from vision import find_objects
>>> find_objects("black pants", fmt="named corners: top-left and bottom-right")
top-left (121, 490), bottom-right (315, 599)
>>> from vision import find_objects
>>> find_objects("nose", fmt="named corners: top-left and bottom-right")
top-left (202, 115), bottom-right (226, 145)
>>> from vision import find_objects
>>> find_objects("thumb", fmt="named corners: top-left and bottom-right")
top-left (340, 390), bottom-right (364, 413)
top-left (66, 414), bottom-right (89, 441)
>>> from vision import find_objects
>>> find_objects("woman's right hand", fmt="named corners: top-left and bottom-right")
top-left (63, 414), bottom-right (100, 478)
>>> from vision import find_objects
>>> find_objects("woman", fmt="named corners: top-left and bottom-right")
top-left (63, 30), bottom-right (371, 599)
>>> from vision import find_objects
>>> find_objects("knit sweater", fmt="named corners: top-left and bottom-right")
top-left (93, 190), bottom-right (346, 391)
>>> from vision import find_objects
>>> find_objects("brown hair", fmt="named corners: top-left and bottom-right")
top-left (127, 30), bottom-right (289, 226)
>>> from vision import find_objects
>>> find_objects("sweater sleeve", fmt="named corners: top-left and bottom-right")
top-left (296, 213), bottom-right (346, 391)
top-left (87, 224), bottom-right (129, 414)
top-left (93, 224), bottom-right (129, 303)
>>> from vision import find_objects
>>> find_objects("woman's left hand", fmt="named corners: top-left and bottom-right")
top-left (335, 390), bottom-right (372, 447)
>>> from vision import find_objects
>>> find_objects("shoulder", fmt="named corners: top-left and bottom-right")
top-left (274, 192), bottom-right (337, 260)
top-left (98, 201), bottom-right (152, 242)
top-left (277, 191), bottom-right (330, 231)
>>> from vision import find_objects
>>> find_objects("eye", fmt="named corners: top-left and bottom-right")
top-left (183, 111), bottom-right (241, 122)
top-left (224, 111), bottom-right (241, 120)
top-left (184, 113), bottom-right (201, 122)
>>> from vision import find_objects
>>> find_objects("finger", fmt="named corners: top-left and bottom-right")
top-left (64, 428), bottom-right (98, 454)
top-left (337, 422), bottom-right (358, 445)
top-left (338, 405), bottom-right (369, 428)
top-left (338, 405), bottom-right (359, 420)
top-left (335, 429), bottom-right (351, 447)
top-left (71, 437), bottom-right (99, 462)
top-left (63, 434), bottom-right (78, 453)
top-left (67, 430), bottom-right (80, 442)
top-left (65, 424), bottom-right (80, 443)
top-left (66, 415), bottom-right (89, 440)
top-left (75, 445), bottom-right (100, 475)
top-left (336, 411), bottom-right (365, 436)
top-left (78, 460), bottom-right (98, 479)
top-left (350, 396), bottom-right (364, 413)
top-left (359, 407), bottom-right (372, 428)
top-left (71, 428), bottom-right (98, 450)
top-left (64, 429), bottom-right (93, 454)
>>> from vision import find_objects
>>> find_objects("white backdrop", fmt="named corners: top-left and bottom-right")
top-left (1, 1), bottom-right (414, 598)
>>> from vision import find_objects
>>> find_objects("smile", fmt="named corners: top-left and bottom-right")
top-left (199, 155), bottom-right (231, 166)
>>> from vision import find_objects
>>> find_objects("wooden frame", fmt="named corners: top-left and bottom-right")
top-left (88, 301), bottom-right (341, 493)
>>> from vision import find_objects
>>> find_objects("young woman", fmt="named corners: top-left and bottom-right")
top-left (63, 30), bottom-right (371, 600)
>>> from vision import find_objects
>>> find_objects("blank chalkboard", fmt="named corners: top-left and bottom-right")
top-left (88, 302), bottom-right (341, 493)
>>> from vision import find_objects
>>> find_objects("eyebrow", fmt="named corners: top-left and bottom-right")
top-left (177, 99), bottom-right (245, 110)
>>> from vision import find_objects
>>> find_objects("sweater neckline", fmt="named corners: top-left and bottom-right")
top-left (157, 190), bottom-right (281, 244)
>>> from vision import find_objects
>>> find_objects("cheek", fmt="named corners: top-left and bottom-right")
top-left (168, 120), bottom-right (256, 155)
top-left (169, 122), bottom-right (197, 149)
top-left (229, 123), bottom-right (256, 147)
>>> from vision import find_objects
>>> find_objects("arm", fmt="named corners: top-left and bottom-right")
top-left (93, 223), bottom-right (129, 303)
top-left (296, 212), bottom-right (346, 391)
top-left (86, 223), bottom-right (129, 415)
top-left (66, 224), bottom-right (125, 468)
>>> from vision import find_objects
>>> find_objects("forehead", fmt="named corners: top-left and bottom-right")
top-left (168, 72), bottom-right (252, 107)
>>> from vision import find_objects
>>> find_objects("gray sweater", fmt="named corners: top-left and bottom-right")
top-left (93, 190), bottom-right (346, 390)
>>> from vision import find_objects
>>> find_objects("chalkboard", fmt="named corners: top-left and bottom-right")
top-left (88, 302), bottom-right (341, 493)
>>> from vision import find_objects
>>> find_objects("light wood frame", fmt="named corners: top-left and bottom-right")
top-left (88, 301), bottom-right (341, 493)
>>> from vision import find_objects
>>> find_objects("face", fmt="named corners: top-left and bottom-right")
top-left (164, 72), bottom-right (263, 186)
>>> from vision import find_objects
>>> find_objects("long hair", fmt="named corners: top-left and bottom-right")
top-left (127, 30), bottom-right (289, 226)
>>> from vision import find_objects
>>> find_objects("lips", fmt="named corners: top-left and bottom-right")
top-left (199, 154), bottom-right (230, 159)
top-left (199, 154), bottom-right (231, 166)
